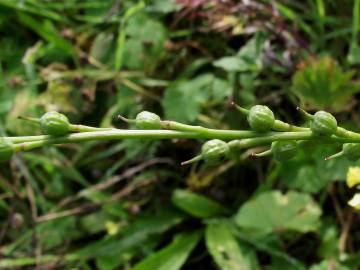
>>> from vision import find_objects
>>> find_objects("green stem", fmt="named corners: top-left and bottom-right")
top-left (8, 129), bottom-right (346, 154)
top-left (272, 120), bottom-right (309, 132)
top-left (18, 115), bottom-right (113, 133)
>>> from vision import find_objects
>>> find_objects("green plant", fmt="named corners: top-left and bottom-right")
top-left (6, 105), bottom-right (360, 166)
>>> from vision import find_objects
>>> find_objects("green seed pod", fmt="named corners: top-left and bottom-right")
top-left (310, 111), bottom-right (337, 136)
top-left (247, 105), bottom-right (275, 132)
top-left (201, 139), bottom-right (229, 165)
top-left (0, 138), bottom-right (14, 163)
top-left (135, 111), bottom-right (161, 129)
top-left (271, 140), bottom-right (298, 162)
top-left (40, 111), bottom-right (70, 136)
top-left (343, 143), bottom-right (360, 161)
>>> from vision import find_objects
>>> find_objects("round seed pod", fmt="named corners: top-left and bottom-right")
top-left (201, 139), bottom-right (229, 165)
top-left (0, 138), bottom-right (14, 163)
top-left (343, 143), bottom-right (360, 161)
top-left (247, 105), bottom-right (275, 132)
top-left (40, 111), bottom-right (70, 136)
top-left (271, 140), bottom-right (299, 162)
top-left (135, 111), bottom-right (161, 129)
top-left (310, 111), bottom-right (337, 136)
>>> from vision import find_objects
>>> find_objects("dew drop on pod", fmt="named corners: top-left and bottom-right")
top-left (271, 140), bottom-right (299, 162)
top-left (201, 139), bottom-right (229, 165)
top-left (0, 138), bottom-right (14, 163)
top-left (135, 111), bottom-right (162, 129)
top-left (247, 105), bottom-right (275, 132)
top-left (40, 111), bottom-right (70, 136)
top-left (310, 111), bottom-right (337, 136)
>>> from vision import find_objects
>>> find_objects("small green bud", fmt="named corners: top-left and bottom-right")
top-left (201, 139), bottom-right (229, 165)
top-left (271, 140), bottom-right (298, 162)
top-left (135, 111), bottom-right (161, 129)
top-left (247, 105), bottom-right (275, 132)
top-left (310, 111), bottom-right (337, 136)
top-left (40, 111), bottom-right (70, 136)
top-left (343, 143), bottom-right (360, 161)
top-left (0, 138), bottom-right (14, 163)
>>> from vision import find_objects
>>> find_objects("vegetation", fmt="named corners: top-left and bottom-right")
top-left (1, 0), bottom-right (360, 269)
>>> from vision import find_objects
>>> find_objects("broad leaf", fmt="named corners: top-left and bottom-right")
top-left (205, 220), bottom-right (258, 270)
top-left (235, 191), bottom-right (321, 234)
top-left (162, 74), bottom-right (213, 123)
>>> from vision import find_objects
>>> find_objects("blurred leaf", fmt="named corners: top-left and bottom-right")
top-left (235, 191), bottom-right (322, 234)
top-left (162, 74), bottom-right (213, 122)
top-left (291, 56), bottom-right (360, 111)
top-left (90, 33), bottom-right (114, 64)
top-left (121, 12), bottom-right (166, 71)
top-left (115, 0), bottom-right (145, 70)
top-left (317, 224), bottom-right (339, 258)
top-left (347, 46), bottom-right (360, 65)
top-left (172, 189), bottom-right (228, 218)
top-left (74, 211), bottom-right (184, 259)
top-left (132, 230), bottom-right (202, 270)
top-left (150, 0), bottom-right (180, 13)
top-left (205, 220), bottom-right (258, 270)
top-left (309, 260), bottom-right (351, 270)
top-left (278, 147), bottom-right (359, 194)
top-left (213, 33), bottom-right (266, 72)
top-left (17, 13), bottom-right (74, 56)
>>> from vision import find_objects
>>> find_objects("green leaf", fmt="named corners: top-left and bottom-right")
top-left (17, 13), bottom-right (74, 56)
top-left (235, 191), bottom-right (322, 234)
top-left (162, 74), bottom-right (213, 123)
top-left (278, 147), bottom-right (360, 194)
top-left (115, 0), bottom-right (145, 70)
top-left (205, 220), bottom-right (258, 270)
top-left (172, 189), bottom-right (228, 219)
top-left (74, 212), bottom-right (184, 259)
top-left (132, 231), bottom-right (202, 270)
top-left (309, 260), bottom-right (351, 270)
top-left (291, 56), bottom-right (360, 112)
top-left (121, 12), bottom-right (167, 71)
top-left (213, 33), bottom-right (266, 72)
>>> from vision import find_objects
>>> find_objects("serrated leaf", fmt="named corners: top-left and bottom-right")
top-left (235, 191), bottom-right (322, 234)
top-left (132, 231), bottom-right (202, 270)
top-left (205, 221), bottom-right (258, 270)
top-left (172, 189), bottom-right (227, 218)
top-left (291, 56), bottom-right (360, 111)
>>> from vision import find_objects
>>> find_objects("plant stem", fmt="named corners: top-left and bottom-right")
top-left (8, 128), bottom-right (352, 154)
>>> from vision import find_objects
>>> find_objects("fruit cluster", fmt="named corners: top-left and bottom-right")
top-left (1, 106), bottom-right (360, 167)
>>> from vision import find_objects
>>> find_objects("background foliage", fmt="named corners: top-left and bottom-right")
top-left (0, 0), bottom-right (360, 269)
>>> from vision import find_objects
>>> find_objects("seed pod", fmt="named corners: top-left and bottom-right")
top-left (247, 105), bottom-right (275, 132)
top-left (135, 111), bottom-right (161, 129)
top-left (310, 111), bottom-right (337, 136)
top-left (343, 143), bottom-right (360, 161)
top-left (271, 140), bottom-right (298, 162)
top-left (0, 138), bottom-right (14, 163)
top-left (201, 139), bottom-right (229, 165)
top-left (40, 111), bottom-right (70, 136)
